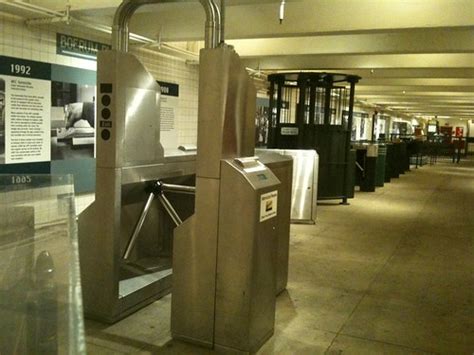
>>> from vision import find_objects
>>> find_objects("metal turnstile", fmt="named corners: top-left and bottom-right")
top-left (78, 48), bottom-right (195, 323)
top-left (171, 45), bottom-right (283, 353)
top-left (353, 143), bottom-right (378, 192)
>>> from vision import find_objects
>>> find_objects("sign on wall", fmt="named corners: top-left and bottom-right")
top-left (0, 58), bottom-right (52, 164)
top-left (157, 81), bottom-right (179, 150)
top-left (57, 33), bottom-right (111, 61)
top-left (0, 55), bottom-right (97, 192)
top-left (0, 55), bottom-right (182, 192)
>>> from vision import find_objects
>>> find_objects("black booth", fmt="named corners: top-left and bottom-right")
top-left (267, 72), bottom-right (360, 204)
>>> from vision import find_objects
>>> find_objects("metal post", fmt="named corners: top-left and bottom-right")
top-left (341, 80), bottom-right (357, 205)
top-left (158, 194), bottom-right (183, 227)
top-left (309, 81), bottom-right (316, 125)
top-left (112, 0), bottom-right (222, 52)
top-left (323, 80), bottom-right (332, 126)
top-left (161, 183), bottom-right (196, 195)
top-left (296, 76), bottom-right (306, 147)
top-left (275, 78), bottom-right (283, 146)
top-left (268, 80), bottom-right (276, 147)
top-left (123, 191), bottom-right (155, 259)
top-left (371, 111), bottom-right (377, 142)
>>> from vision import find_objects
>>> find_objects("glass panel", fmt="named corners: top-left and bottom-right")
top-left (281, 86), bottom-right (299, 124)
top-left (314, 87), bottom-right (325, 125)
top-left (0, 174), bottom-right (85, 355)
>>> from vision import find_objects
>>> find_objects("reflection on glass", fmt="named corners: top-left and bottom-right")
top-left (0, 175), bottom-right (85, 354)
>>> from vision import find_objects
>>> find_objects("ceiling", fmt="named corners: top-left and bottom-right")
top-left (2, 0), bottom-right (473, 121)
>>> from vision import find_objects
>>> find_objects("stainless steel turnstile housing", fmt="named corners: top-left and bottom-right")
top-left (78, 50), bottom-right (195, 323)
top-left (257, 151), bottom-right (293, 294)
top-left (171, 46), bottom-right (281, 353)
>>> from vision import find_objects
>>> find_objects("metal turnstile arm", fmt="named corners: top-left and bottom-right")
top-left (123, 191), bottom-right (155, 260)
top-left (122, 181), bottom-right (194, 260)
top-left (158, 194), bottom-right (183, 227)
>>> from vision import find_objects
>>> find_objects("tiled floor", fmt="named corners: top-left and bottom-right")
top-left (85, 158), bottom-right (474, 354)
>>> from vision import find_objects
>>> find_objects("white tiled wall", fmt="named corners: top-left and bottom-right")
top-left (1, 14), bottom-right (201, 210)
top-left (134, 48), bottom-right (199, 145)
top-left (0, 14), bottom-right (200, 145)
top-left (0, 14), bottom-right (98, 71)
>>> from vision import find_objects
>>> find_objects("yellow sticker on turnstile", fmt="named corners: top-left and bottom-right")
top-left (260, 190), bottom-right (278, 222)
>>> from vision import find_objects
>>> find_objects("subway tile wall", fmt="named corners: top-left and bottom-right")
top-left (1, 14), bottom-right (200, 212)
top-left (0, 14), bottom-right (200, 145)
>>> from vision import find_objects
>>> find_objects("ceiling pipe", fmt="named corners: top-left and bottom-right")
top-left (112, 0), bottom-right (222, 52)
top-left (219, 0), bottom-right (225, 46)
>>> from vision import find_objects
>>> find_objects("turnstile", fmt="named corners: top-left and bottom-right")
top-left (78, 47), bottom-right (195, 323)
top-left (171, 45), bottom-right (282, 353)
top-left (79, 2), bottom-right (288, 352)
top-left (353, 143), bottom-right (378, 192)
top-left (375, 144), bottom-right (387, 187)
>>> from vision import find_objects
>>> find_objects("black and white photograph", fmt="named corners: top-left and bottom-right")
top-left (50, 81), bottom-right (96, 160)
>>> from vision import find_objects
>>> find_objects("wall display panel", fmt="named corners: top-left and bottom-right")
top-left (0, 55), bottom-right (96, 193)
top-left (157, 80), bottom-right (180, 150)
top-left (0, 57), bottom-right (51, 165)
top-left (0, 55), bottom-right (181, 193)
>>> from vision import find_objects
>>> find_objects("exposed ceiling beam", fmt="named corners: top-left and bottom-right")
top-left (228, 28), bottom-right (474, 57)
top-left (242, 53), bottom-right (474, 70)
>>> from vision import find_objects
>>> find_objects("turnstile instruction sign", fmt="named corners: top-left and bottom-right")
top-left (260, 190), bottom-right (278, 222)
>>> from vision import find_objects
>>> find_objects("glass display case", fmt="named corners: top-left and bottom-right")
top-left (0, 174), bottom-right (85, 354)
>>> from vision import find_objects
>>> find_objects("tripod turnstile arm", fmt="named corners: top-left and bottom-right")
top-left (123, 191), bottom-right (156, 260)
top-left (160, 183), bottom-right (196, 195)
top-left (122, 181), bottom-right (193, 260)
top-left (157, 194), bottom-right (183, 227)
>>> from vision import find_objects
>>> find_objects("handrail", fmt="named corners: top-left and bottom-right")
top-left (112, 0), bottom-right (222, 52)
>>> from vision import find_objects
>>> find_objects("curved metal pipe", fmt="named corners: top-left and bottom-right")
top-left (112, 0), bottom-right (222, 52)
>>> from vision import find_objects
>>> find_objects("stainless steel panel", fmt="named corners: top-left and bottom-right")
top-left (214, 160), bottom-right (279, 352)
top-left (171, 177), bottom-right (219, 346)
top-left (79, 49), bottom-right (196, 323)
top-left (79, 167), bottom-right (122, 320)
top-left (288, 149), bottom-right (318, 223)
top-left (96, 50), bottom-right (163, 169)
top-left (196, 46), bottom-right (256, 179)
top-left (255, 151), bottom-right (293, 294)
top-left (124, 88), bottom-right (160, 163)
top-left (257, 149), bottom-right (319, 224)
top-left (172, 45), bottom-right (278, 353)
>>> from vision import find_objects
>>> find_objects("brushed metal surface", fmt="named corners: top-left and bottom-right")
top-left (172, 45), bottom-right (280, 353)
top-left (171, 177), bottom-right (219, 345)
top-left (214, 160), bottom-right (279, 352)
top-left (124, 87), bottom-right (159, 163)
top-left (256, 151), bottom-right (293, 294)
top-left (96, 50), bottom-right (163, 169)
top-left (257, 149), bottom-right (319, 224)
top-left (79, 49), bottom-right (196, 323)
top-left (196, 46), bottom-right (256, 179)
